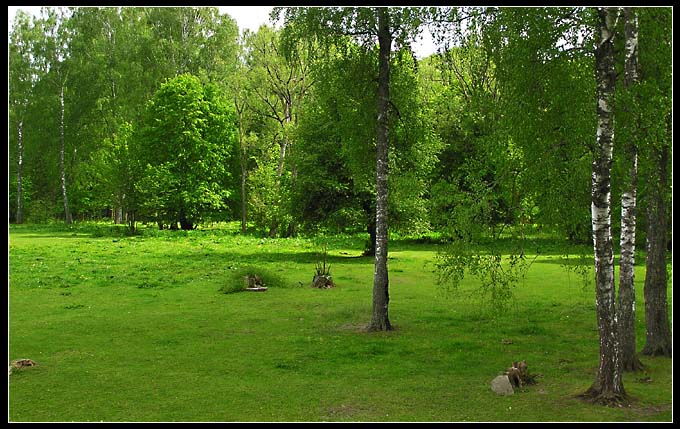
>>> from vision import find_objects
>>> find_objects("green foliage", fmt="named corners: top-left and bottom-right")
top-left (133, 73), bottom-right (236, 229)
top-left (247, 145), bottom-right (295, 237)
top-left (559, 249), bottom-right (594, 291)
top-left (292, 41), bottom-right (441, 236)
top-left (424, 36), bottom-right (518, 236)
top-left (480, 7), bottom-right (596, 243)
top-left (436, 235), bottom-right (532, 314)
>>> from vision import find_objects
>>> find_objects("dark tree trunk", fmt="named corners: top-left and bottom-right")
top-left (362, 197), bottom-right (377, 256)
top-left (128, 211), bottom-right (136, 234)
top-left (16, 120), bottom-right (24, 224)
top-left (617, 7), bottom-right (644, 372)
top-left (367, 8), bottom-right (392, 332)
top-left (580, 7), bottom-right (627, 406)
top-left (59, 84), bottom-right (72, 225)
top-left (642, 142), bottom-right (672, 357)
top-left (179, 209), bottom-right (194, 230)
top-left (364, 217), bottom-right (377, 257)
top-left (235, 92), bottom-right (248, 235)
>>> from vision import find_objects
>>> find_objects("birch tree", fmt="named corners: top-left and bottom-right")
top-left (615, 7), bottom-right (644, 372)
top-left (232, 41), bottom-right (254, 234)
top-left (34, 7), bottom-right (73, 224)
top-left (243, 25), bottom-right (314, 237)
top-left (9, 11), bottom-right (37, 224)
top-left (580, 7), bottom-right (627, 406)
top-left (276, 6), bottom-right (431, 331)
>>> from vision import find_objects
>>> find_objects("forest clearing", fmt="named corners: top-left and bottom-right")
top-left (7, 223), bottom-right (672, 422)
top-left (8, 6), bottom-right (672, 422)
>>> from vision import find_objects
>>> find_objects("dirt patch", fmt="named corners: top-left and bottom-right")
top-left (627, 403), bottom-right (673, 420)
top-left (335, 322), bottom-right (369, 333)
top-left (322, 403), bottom-right (371, 421)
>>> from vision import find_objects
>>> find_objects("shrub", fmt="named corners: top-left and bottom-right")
top-left (220, 265), bottom-right (292, 294)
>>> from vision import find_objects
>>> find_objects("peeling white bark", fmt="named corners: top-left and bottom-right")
top-left (588, 6), bottom-right (625, 399)
top-left (16, 120), bottom-right (24, 224)
top-left (369, 8), bottom-right (392, 332)
top-left (617, 7), bottom-right (642, 371)
top-left (59, 83), bottom-right (72, 224)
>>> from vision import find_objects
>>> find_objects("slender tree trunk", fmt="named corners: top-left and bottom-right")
top-left (642, 141), bottom-right (672, 357)
top-left (580, 7), bottom-right (626, 406)
top-left (59, 84), bottom-right (72, 225)
top-left (114, 207), bottom-right (123, 224)
top-left (617, 7), bottom-right (644, 372)
top-left (277, 103), bottom-right (292, 177)
top-left (241, 155), bottom-right (248, 234)
top-left (238, 120), bottom-right (248, 234)
top-left (16, 120), bottom-right (24, 224)
top-left (368, 8), bottom-right (392, 332)
top-left (361, 196), bottom-right (376, 256)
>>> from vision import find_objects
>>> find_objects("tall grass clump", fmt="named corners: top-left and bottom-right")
top-left (220, 265), bottom-right (294, 294)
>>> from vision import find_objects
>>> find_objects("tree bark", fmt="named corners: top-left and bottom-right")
top-left (114, 207), bottom-right (123, 224)
top-left (16, 120), bottom-right (24, 224)
top-left (241, 155), bottom-right (248, 234)
top-left (617, 7), bottom-right (644, 372)
top-left (641, 141), bottom-right (672, 357)
top-left (277, 102), bottom-right (292, 177)
top-left (59, 83), bottom-right (72, 225)
top-left (580, 7), bottom-right (626, 406)
top-left (362, 196), bottom-right (377, 256)
top-left (368, 8), bottom-right (392, 332)
top-left (238, 116), bottom-right (248, 234)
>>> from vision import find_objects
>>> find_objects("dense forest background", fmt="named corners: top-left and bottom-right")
top-left (7, 6), bottom-right (671, 248)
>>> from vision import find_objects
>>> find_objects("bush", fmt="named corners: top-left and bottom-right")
top-left (220, 265), bottom-right (292, 294)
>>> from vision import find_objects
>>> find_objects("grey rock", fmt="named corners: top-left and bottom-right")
top-left (491, 374), bottom-right (514, 395)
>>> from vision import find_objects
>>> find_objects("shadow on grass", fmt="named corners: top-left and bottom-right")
top-left (177, 249), bottom-right (374, 267)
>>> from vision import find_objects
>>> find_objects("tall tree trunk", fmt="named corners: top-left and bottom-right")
top-left (368, 8), bottom-right (392, 332)
top-left (59, 84), bottom-right (72, 225)
top-left (238, 120), bottom-right (248, 234)
top-left (277, 103), bottom-right (292, 177)
top-left (580, 7), bottom-right (626, 406)
top-left (641, 141), bottom-right (672, 357)
top-left (241, 154), bottom-right (248, 234)
top-left (16, 120), bottom-right (24, 224)
top-left (114, 207), bottom-right (123, 224)
top-left (617, 7), bottom-right (644, 372)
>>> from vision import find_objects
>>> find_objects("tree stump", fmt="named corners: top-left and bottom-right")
top-left (312, 274), bottom-right (333, 289)
top-left (244, 274), bottom-right (267, 291)
top-left (506, 360), bottom-right (532, 388)
top-left (9, 359), bottom-right (37, 376)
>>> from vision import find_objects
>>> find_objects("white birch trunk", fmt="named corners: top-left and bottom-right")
top-left (59, 83), bottom-right (72, 224)
top-left (368, 8), bottom-right (392, 332)
top-left (582, 6), bottom-right (626, 405)
top-left (617, 7), bottom-right (643, 372)
top-left (16, 120), bottom-right (24, 224)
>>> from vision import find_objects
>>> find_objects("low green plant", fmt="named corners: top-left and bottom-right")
top-left (220, 265), bottom-right (293, 294)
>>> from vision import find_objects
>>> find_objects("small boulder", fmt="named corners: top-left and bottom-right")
top-left (491, 374), bottom-right (514, 395)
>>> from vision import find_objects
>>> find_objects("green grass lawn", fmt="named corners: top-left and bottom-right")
top-left (8, 222), bottom-right (672, 422)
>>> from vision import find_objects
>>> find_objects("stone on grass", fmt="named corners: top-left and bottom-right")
top-left (491, 374), bottom-right (514, 395)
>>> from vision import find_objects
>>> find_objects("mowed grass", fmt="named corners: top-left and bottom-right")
top-left (8, 223), bottom-right (672, 422)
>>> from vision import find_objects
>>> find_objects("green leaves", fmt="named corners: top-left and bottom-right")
top-left (134, 74), bottom-right (236, 229)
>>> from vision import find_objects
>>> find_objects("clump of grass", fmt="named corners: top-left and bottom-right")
top-left (220, 265), bottom-right (292, 294)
